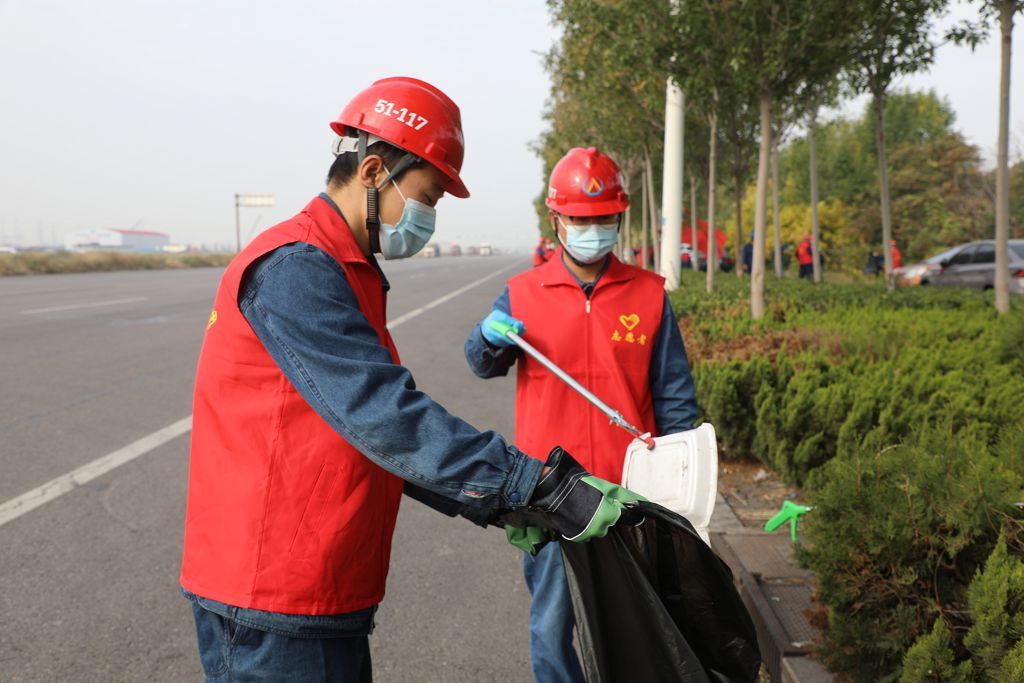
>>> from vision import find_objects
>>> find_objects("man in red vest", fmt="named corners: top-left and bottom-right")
top-left (464, 147), bottom-right (699, 682)
top-left (180, 79), bottom-right (640, 681)
top-left (797, 233), bottom-right (814, 279)
top-left (891, 240), bottom-right (903, 269)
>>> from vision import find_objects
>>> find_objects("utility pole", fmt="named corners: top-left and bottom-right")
top-left (661, 80), bottom-right (684, 290)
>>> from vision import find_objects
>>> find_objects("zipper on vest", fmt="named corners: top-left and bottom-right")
top-left (586, 299), bottom-right (591, 314)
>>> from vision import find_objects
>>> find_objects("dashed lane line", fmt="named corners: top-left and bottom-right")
top-left (0, 259), bottom-right (527, 528)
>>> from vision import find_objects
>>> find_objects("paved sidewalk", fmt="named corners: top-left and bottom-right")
top-left (708, 493), bottom-right (834, 683)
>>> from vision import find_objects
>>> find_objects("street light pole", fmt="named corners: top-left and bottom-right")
top-left (661, 80), bottom-right (684, 291)
top-left (234, 193), bottom-right (241, 253)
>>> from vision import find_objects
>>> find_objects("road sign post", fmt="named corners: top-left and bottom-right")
top-left (234, 193), bottom-right (276, 251)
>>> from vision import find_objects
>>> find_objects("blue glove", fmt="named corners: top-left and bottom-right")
top-left (481, 310), bottom-right (525, 347)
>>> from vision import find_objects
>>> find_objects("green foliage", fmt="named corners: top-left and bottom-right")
top-left (901, 535), bottom-right (1024, 681)
top-left (693, 357), bottom-right (775, 458)
top-left (800, 433), bottom-right (1023, 680)
top-left (535, 0), bottom-right (672, 233)
top-left (963, 535), bottom-right (1024, 677)
top-left (900, 619), bottom-right (973, 683)
top-left (770, 91), bottom-right (991, 265)
top-left (669, 270), bottom-right (1024, 679)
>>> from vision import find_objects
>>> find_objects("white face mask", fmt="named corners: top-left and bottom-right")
top-left (377, 168), bottom-right (436, 260)
top-left (557, 218), bottom-right (619, 264)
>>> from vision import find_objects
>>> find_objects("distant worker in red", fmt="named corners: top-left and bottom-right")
top-left (797, 233), bottom-right (814, 279)
top-left (533, 236), bottom-right (554, 267)
top-left (464, 147), bottom-right (699, 682)
top-left (890, 240), bottom-right (903, 269)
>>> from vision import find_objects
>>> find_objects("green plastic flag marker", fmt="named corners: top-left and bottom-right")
top-left (764, 500), bottom-right (811, 543)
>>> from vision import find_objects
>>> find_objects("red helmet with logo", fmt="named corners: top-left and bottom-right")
top-left (331, 77), bottom-right (469, 198)
top-left (545, 147), bottom-right (629, 217)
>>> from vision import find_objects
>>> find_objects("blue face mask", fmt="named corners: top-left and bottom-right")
top-left (378, 169), bottom-right (436, 260)
top-left (558, 218), bottom-right (620, 264)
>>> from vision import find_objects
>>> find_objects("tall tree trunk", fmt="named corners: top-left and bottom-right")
top-left (735, 172), bottom-right (744, 279)
top-left (641, 167), bottom-right (649, 270)
top-left (707, 110), bottom-right (719, 294)
top-left (995, 0), bottom-right (1015, 314)
top-left (690, 174), bottom-right (700, 270)
top-left (772, 138), bottom-right (783, 277)
top-left (751, 90), bottom-right (772, 320)
top-left (645, 150), bottom-right (661, 274)
top-left (874, 91), bottom-right (895, 292)
top-left (809, 104), bottom-right (822, 283)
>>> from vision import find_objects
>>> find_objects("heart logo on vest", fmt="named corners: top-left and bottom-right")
top-left (619, 313), bottom-right (640, 331)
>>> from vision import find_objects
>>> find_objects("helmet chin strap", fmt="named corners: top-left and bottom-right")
top-left (355, 130), bottom-right (421, 255)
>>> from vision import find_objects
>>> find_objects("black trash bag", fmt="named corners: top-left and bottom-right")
top-left (560, 502), bottom-right (761, 683)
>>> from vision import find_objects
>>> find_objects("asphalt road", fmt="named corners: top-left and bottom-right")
top-left (0, 254), bottom-right (537, 682)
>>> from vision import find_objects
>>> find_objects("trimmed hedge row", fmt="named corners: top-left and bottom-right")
top-left (668, 270), bottom-right (1024, 681)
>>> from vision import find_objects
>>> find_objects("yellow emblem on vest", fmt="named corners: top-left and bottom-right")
top-left (611, 313), bottom-right (646, 345)
top-left (207, 309), bottom-right (218, 330)
top-left (619, 313), bottom-right (640, 330)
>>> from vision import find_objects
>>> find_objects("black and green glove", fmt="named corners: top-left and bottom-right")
top-left (502, 446), bottom-right (645, 542)
top-left (505, 525), bottom-right (556, 555)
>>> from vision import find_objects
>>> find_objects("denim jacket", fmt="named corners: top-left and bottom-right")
top-left (237, 197), bottom-right (542, 522)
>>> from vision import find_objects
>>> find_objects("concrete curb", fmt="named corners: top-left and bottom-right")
top-left (708, 494), bottom-right (833, 683)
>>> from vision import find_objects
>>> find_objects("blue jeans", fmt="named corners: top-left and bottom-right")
top-left (522, 543), bottom-right (586, 683)
top-left (182, 590), bottom-right (375, 682)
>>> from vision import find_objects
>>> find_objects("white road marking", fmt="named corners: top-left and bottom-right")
top-left (0, 417), bottom-right (192, 528)
top-left (387, 261), bottom-right (522, 329)
top-left (21, 296), bottom-right (149, 315)
top-left (0, 260), bottom-right (527, 528)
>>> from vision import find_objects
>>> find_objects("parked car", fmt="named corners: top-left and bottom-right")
top-left (929, 239), bottom-right (1024, 293)
top-left (449, 244), bottom-right (462, 257)
top-left (895, 246), bottom-right (960, 286)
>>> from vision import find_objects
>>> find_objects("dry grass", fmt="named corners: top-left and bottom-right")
top-left (0, 251), bottom-right (233, 276)
top-left (681, 321), bottom-right (842, 366)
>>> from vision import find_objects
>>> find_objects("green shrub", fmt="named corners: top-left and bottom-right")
top-left (798, 431), bottom-right (1024, 681)
top-left (669, 271), bottom-right (1024, 679)
top-left (901, 535), bottom-right (1024, 682)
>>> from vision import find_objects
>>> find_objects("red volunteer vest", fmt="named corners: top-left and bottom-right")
top-left (509, 250), bottom-right (665, 483)
top-left (797, 240), bottom-right (813, 265)
top-left (180, 196), bottom-right (404, 615)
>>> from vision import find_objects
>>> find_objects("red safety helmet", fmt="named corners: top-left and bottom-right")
top-left (331, 77), bottom-right (469, 198)
top-left (545, 147), bottom-right (629, 217)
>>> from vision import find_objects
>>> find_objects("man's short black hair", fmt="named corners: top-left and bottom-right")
top-left (326, 137), bottom-right (416, 188)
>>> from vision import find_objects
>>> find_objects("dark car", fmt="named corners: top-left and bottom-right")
top-left (929, 239), bottom-right (1024, 293)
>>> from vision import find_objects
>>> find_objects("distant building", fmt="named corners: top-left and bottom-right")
top-left (65, 229), bottom-right (170, 253)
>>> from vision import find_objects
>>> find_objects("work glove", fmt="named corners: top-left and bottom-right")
top-left (505, 525), bottom-right (556, 555)
top-left (480, 310), bottom-right (524, 347)
top-left (501, 447), bottom-right (645, 542)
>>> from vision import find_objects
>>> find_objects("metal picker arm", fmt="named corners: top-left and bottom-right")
top-left (489, 320), bottom-right (655, 449)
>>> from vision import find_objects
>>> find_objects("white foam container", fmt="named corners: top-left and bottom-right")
top-left (621, 423), bottom-right (719, 546)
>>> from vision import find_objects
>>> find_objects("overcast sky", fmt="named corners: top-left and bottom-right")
top-left (0, 1), bottom-right (1021, 250)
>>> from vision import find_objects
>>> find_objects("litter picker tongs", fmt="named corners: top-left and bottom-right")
top-left (489, 320), bottom-right (656, 450)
